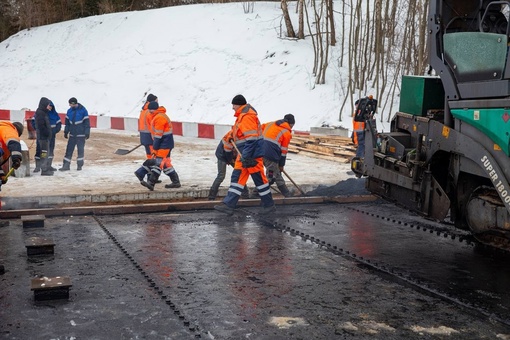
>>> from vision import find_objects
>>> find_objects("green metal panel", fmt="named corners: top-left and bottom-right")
top-left (451, 108), bottom-right (510, 156)
top-left (399, 76), bottom-right (444, 116)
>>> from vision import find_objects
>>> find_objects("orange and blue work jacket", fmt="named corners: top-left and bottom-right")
top-left (261, 119), bottom-right (293, 167)
top-left (352, 120), bottom-right (365, 145)
top-left (148, 106), bottom-right (174, 157)
top-left (0, 121), bottom-right (22, 166)
top-left (231, 104), bottom-right (264, 160)
top-left (215, 130), bottom-right (235, 163)
top-left (138, 102), bottom-right (153, 146)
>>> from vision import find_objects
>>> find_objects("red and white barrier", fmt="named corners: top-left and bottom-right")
top-left (0, 109), bottom-right (310, 138)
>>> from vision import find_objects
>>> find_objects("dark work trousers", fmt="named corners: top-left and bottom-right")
top-left (210, 158), bottom-right (228, 194)
top-left (63, 136), bottom-right (86, 168)
top-left (35, 134), bottom-right (56, 162)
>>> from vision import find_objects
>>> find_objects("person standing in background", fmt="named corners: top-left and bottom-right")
top-left (60, 97), bottom-right (90, 171)
top-left (34, 97), bottom-right (54, 176)
top-left (34, 100), bottom-right (61, 172)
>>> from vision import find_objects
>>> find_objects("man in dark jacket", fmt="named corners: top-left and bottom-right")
top-left (34, 100), bottom-right (61, 172)
top-left (34, 97), bottom-right (54, 176)
top-left (207, 130), bottom-right (249, 200)
top-left (60, 97), bottom-right (90, 171)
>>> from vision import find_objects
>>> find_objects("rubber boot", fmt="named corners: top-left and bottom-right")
top-left (59, 161), bottom-right (70, 171)
top-left (165, 172), bottom-right (181, 189)
top-left (33, 159), bottom-right (41, 173)
top-left (48, 158), bottom-right (57, 171)
top-left (208, 188), bottom-right (218, 201)
top-left (278, 184), bottom-right (292, 197)
top-left (40, 158), bottom-right (54, 176)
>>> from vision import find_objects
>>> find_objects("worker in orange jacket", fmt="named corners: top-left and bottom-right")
top-left (0, 121), bottom-right (24, 191)
top-left (214, 95), bottom-right (275, 215)
top-left (135, 93), bottom-right (157, 182)
top-left (135, 101), bottom-right (180, 190)
top-left (352, 95), bottom-right (377, 158)
top-left (261, 114), bottom-right (295, 197)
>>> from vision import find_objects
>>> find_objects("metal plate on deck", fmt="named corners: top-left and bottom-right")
top-left (21, 215), bottom-right (45, 228)
top-left (25, 237), bottom-right (55, 255)
top-left (31, 276), bottom-right (72, 301)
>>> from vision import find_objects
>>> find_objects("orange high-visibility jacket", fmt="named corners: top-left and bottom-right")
top-left (352, 120), bottom-right (365, 145)
top-left (0, 121), bottom-right (22, 164)
top-left (138, 102), bottom-right (153, 146)
top-left (231, 104), bottom-right (263, 159)
top-left (148, 106), bottom-right (174, 151)
top-left (261, 120), bottom-right (292, 166)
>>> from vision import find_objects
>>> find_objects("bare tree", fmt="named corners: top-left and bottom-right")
top-left (281, 0), bottom-right (296, 38)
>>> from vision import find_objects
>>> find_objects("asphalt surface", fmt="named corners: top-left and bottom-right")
top-left (2, 198), bottom-right (510, 339)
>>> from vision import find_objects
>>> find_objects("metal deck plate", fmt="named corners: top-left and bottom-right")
top-left (21, 215), bottom-right (45, 228)
top-left (25, 237), bottom-right (55, 255)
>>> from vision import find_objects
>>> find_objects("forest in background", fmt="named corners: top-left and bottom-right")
top-left (0, 0), bottom-right (428, 123)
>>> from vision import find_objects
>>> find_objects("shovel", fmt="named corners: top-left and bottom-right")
top-left (114, 144), bottom-right (143, 155)
top-left (282, 169), bottom-right (307, 196)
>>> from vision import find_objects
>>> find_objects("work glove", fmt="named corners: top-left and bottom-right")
top-left (64, 133), bottom-right (68, 139)
top-left (0, 170), bottom-right (6, 185)
top-left (85, 134), bottom-right (89, 140)
top-left (279, 166), bottom-right (284, 172)
top-left (11, 155), bottom-right (22, 169)
top-left (241, 158), bottom-right (257, 168)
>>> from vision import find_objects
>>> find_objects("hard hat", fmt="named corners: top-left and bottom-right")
top-left (368, 95), bottom-right (373, 100)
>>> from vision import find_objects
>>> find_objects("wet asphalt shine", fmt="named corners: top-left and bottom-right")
top-left (2, 200), bottom-right (510, 339)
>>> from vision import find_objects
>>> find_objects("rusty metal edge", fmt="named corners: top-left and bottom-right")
top-left (0, 195), bottom-right (377, 219)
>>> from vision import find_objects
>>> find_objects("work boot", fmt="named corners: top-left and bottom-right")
top-left (208, 188), bottom-right (218, 201)
top-left (214, 203), bottom-right (235, 216)
top-left (48, 159), bottom-right (57, 171)
top-left (165, 172), bottom-right (181, 189)
top-left (278, 185), bottom-right (292, 198)
top-left (140, 181), bottom-right (154, 191)
top-left (59, 161), bottom-right (70, 171)
top-left (41, 158), bottom-right (54, 176)
top-left (33, 159), bottom-right (41, 173)
top-left (261, 205), bottom-right (276, 214)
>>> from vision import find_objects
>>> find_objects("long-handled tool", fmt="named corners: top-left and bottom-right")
top-left (282, 169), bottom-right (306, 196)
top-left (114, 144), bottom-right (143, 155)
top-left (0, 167), bottom-right (15, 191)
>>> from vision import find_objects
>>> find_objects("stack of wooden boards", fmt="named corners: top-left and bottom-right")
top-left (289, 134), bottom-right (356, 163)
